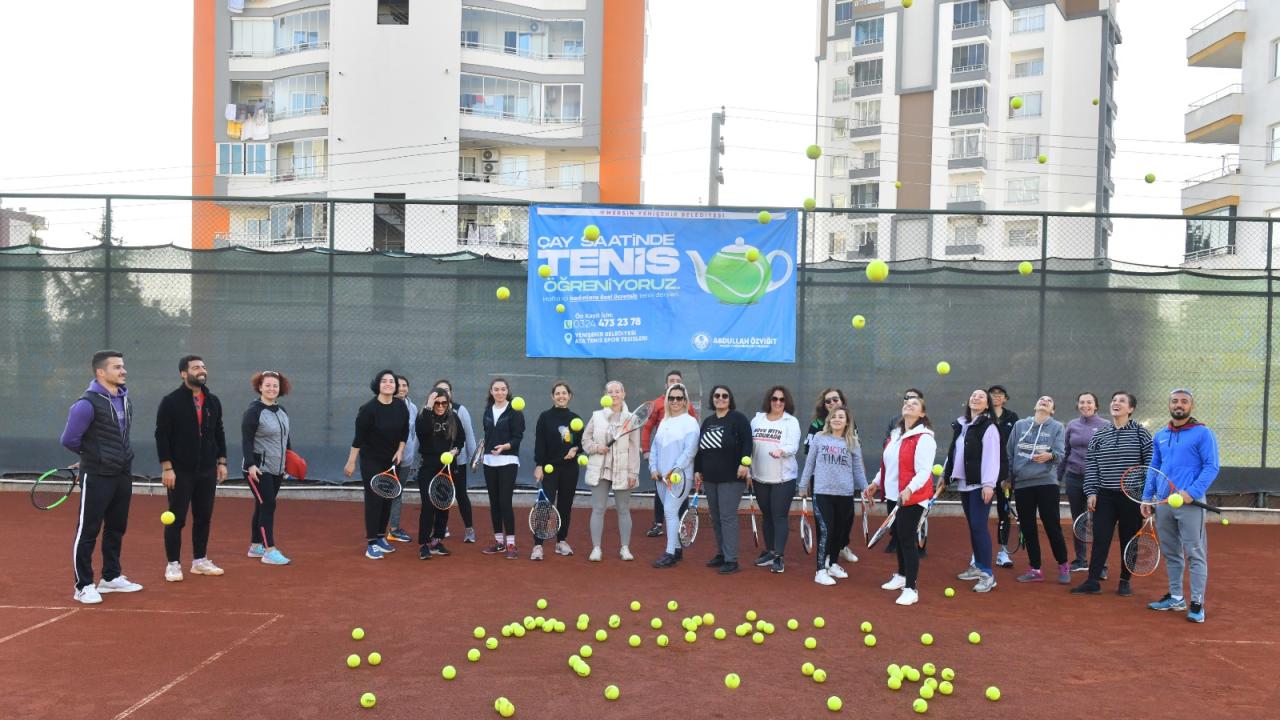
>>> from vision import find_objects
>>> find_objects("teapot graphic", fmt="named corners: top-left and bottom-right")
top-left (686, 238), bottom-right (793, 305)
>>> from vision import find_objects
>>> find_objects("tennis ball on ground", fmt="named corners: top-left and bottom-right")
top-left (555, 303), bottom-right (565, 313)
top-left (496, 286), bottom-right (510, 301)
top-left (584, 224), bottom-right (601, 241)
top-left (802, 662), bottom-right (816, 676)
top-left (764, 623), bottom-right (776, 635)
top-left (1168, 493), bottom-right (1185, 509)
top-left (968, 631), bottom-right (981, 645)
top-left (577, 663), bottom-right (591, 678)
top-left (512, 397), bottom-right (526, 411)
top-left (629, 634), bottom-right (641, 647)
top-left (888, 676), bottom-right (903, 690)
top-left (913, 698), bottom-right (928, 713)
top-left (1011, 96), bottom-right (1024, 110)
top-left (686, 631), bottom-right (698, 644)
top-left (944, 587), bottom-right (955, 598)
top-left (741, 456), bottom-right (752, 466)
top-left (852, 314), bottom-right (866, 329)
top-left (986, 686), bottom-right (1001, 701)
top-left (754, 619), bottom-right (766, 632)
top-left (941, 668), bottom-right (955, 681)
top-left (608, 614), bottom-right (621, 628)
top-left (888, 664), bottom-right (901, 676)
top-left (500, 624), bottom-right (513, 637)
top-left (804, 197), bottom-right (817, 211)
top-left (544, 464), bottom-right (554, 474)
top-left (1038, 154), bottom-right (1048, 164)
top-left (725, 673), bottom-right (741, 689)
top-left (920, 685), bottom-right (934, 700)
top-left (756, 212), bottom-right (771, 226)
top-left (536, 598), bottom-right (548, 610)
top-left (657, 634), bottom-right (669, 647)
top-left (813, 668), bottom-right (828, 683)
top-left (939, 680), bottom-right (953, 695)
top-left (1222, 517), bottom-right (1230, 526)
top-left (866, 259), bottom-right (889, 282)
top-left (512, 625), bottom-right (525, 638)
top-left (651, 617), bottom-right (663, 630)
top-left (442, 664), bottom-right (457, 680)
top-left (538, 264), bottom-right (552, 278)
top-left (922, 663), bottom-right (936, 676)
top-left (494, 697), bottom-right (508, 712)
top-left (351, 627), bottom-right (365, 640)
top-left (601, 395), bottom-right (613, 408)
top-left (569, 654), bottom-right (582, 667)
top-left (702, 612), bottom-right (715, 625)
top-left (806, 144), bottom-right (822, 160)
top-left (859, 621), bottom-right (872, 633)
top-left (786, 619), bottom-right (799, 631)
top-left (605, 684), bottom-right (620, 701)
top-left (554, 621), bottom-right (566, 633)
top-left (368, 652), bottom-right (382, 666)
top-left (827, 695), bottom-right (843, 711)
top-left (668, 600), bottom-right (679, 612)
top-left (813, 617), bottom-right (826, 629)
top-left (360, 692), bottom-right (376, 709)
top-left (682, 618), bottom-right (695, 632)
top-left (467, 648), bottom-right (481, 662)
top-left (474, 626), bottom-right (486, 639)
top-left (752, 632), bottom-right (765, 645)
top-left (936, 361), bottom-right (951, 376)
top-left (577, 613), bottom-right (589, 624)
top-left (571, 418), bottom-right (585, 432)
top-left (499, 700), bottom-right (515, 717)
top-left (1018, 261), bottom-right (1034, 276)
top-left (905, 667), bottom-right (921, 682)
top-left (534, 617), bottom-right (546, 629)
top-left (804, 637), bottom-right (817, 650)
top-left (161, 511), bottom-right (175, 525)
top-left (735, 624), bottom-right (749, 637)
top-left (486, 637), bottom-right (499, 650)
top-left (714, 628), bottom-right (727, 640)
top-left (1145, 173), bottom-right (1156, 184)
top-left (578, 454), bottom-right (589, 466)
top-left (864, 634), bottom-right (877, 647)
top-left (346, 654), bottom-right (360, 668)
top-left (580, 644), bottom-right (593, 658)
top-left (745, 610), bottom-right (758, 621)
top-left (921, 633), bottom-right (934, 646)
top-left (595, 629), bottom-right (608, 642)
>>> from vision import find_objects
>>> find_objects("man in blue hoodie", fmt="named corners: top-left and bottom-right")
top-left (1144, 389), bottom-right (1219, 623)
top-left (61, 350), bottom-right (144, 604)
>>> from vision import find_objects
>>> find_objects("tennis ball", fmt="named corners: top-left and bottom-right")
top-left (852, 314), bottom-right (866, 329)
top-left (866, 259), bottom-right (889, 282)
top-left (595, 629), bottom-right (607, 642)
top-left (903, 0), bottom-right (913, 7)
top-left (924, 677), bottom-right (938, 689)
top-left (804, 637), bottom-right (817, 650)
top-left (161, 511), bottom-right (176, 525)
top-left (752, 632), bottom-right (765, 645)
top-left (494, 697), bottom-right (508, 712)
top-left (864, 634), bottom-right (877, 647)
top-left (745, 610), bottom-right (758, 621)
top-left (888, 664), bottom-right (901, 676)
top-left (944, 587), bottom-right (955, 598)
top-left (905, 667), bottom-right (921, 682)
top-left (921, 633), bottom-right (934, 646)
top-left (763, 623), bottom-right (776, 635)
top-left (578, 455), bottom-right (589, 467)
top-left (608, 614), bottom-right (621, 628)
top-left (1222, 517), bottom-right (1230, 526)
top-left (442, 664), bottom-right (457, 680)
top-left (555, 303), bottom-right (566, 313)
top-left (577, 613), bottom-right (588, 624)
top-left (670, 472), bottom-right (682, 484)
top-left (668, 600), bottom-right (679, 611)
top-left (474, 626), bottom-right (486, 639)
top-left (939, 681), bottom-right (953, 695)
top-left (802, 662), bottom-right (816, 676)
top-left (501, 625), bottom-right (513, 637)
top-left (512, 396), bottom-right (526, 411)
top-left (735, 624), bottom-right (749, 637)
top-left (536, 598), bottom-right (548, 610)
top-left (969, 631), bottom-right (982, 644)
top-left (913, 698), bottom-right (928, 713)
top-left (651, 617), bottom-right (663, 630)
top-left (725, 673), bottom-right (741, 689)
top-left (813, 617), bottom-right (826, 629)
top-left (1092, 97), bottom-right (1100, 105)
top-left (543, 463), bottom-right (554, 474)
top-left (569, 654), bottom-right (581, 668)
top-left (368, 652), bottom-right (382, 666)
top-left (936, 361), bottom-right (951, 376)
top-left (888, 676), bottom-right (903, 690)
top-left (1011, 96), bottom-right (1024, 110)
top-left (1168, 493), bottom-right (1184, 509)
top-left (351, 627), bottom-right (365, 640)
top-left (512, 625), bottom-right (525, 638)
top-left (629, 634), bottom-right (641, 647)
top-left (486, 637), bottom-right (499, 650)
top-left (741, 456), bottom-right (752, 466)
top-left (933, 465), bottom-right (944, 476)
top-left (1038, 154), bottom-right (1048, 164)
top-left (584, 224), bottom-right (601, 241)
top-left (360, 692), bottom-right (376, 709)
top-left (941, 668), bottom-right (955, 681)
top-left (1018, 261), bottom-right (1033, 276)
top-left (554, 620), bottom-right (566, 633)
top-left (1145, 173), bottom-right (1156, 184)
top-left (702, 612), bottom-right (715, 625)
top-left (657, 633), bottom-right (669, 647)
top-left (986, 686), bottom-right (1001, 701)
top-left (605, 684), bottom-right (620, 701)
top-left (714, 628), bottom-right (727, 640)
top-left (787, 619), bottom-right (799, 631)
top-left (803, 197), bottom-right (817, 211)
top-left (571, 418), bottom-right (585, 432)
top-left (499, 700), bottom-right (515, 717)
top-left (806, 144), bottom-right (822, 160)
top-left (682, 618), bottom-right (695, 632)
top-left (467, 648), bottom-right (481, 662)
top-left (580, 644), bottom-right (593, 658)
top-left (346, 654), bottom-right (360, 668)
top-left (601, 395), bottom-right (613, 408)
top-left (895, 180), bottom-right (903, 189)
top-left (920, 684), bottom-right (934, 700)
top-left (754, 619), bottom-right (767, 632)
top-left (813, 668), bottom-right (828, 683)
top-left (756, 212), bottom-right (771, 226)
top-left (922, 663), bottom-right (936, 677)
top-left (859, 621), bottom-right (872, 633)
top-left (827, 695), bottom-right (843, 711)
top-left (686, 631), bottom-right (698, 644)
top-left (496, 286), bottom-right (510, 301)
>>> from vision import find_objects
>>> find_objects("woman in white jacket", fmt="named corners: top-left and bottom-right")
top-left (749, 385), bottom-right (802, 574)
top-left (650, 383), bottom-right (699, 568)
top-left (581, 381), bottom-right (641, 562)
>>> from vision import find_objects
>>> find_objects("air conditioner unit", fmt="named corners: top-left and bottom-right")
top-left (482, 161), bottom-right (499, 174)
top-left (976, 216), bottom-right (987, 226)
top-left (530, 21), bottom-right (541, 32)
top-left (846, 65), bottom-right (856, 76)
top-left (481, 149), bottom-right (500, 161)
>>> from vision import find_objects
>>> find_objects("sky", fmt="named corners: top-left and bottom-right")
top-left (0, 1), bottom-right (1243, 263)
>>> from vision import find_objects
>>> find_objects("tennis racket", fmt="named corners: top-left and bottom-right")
top-left (678, 489), bottom-right (701, 548)
top-left (1072, 511), bottom-right (1094, 543)
top-left (1123, 515), bottom-right (1162, 576)
top-left (607, 401), bottom-right (653, 447)
top-left (30, 467), bottom-right (79, 511)
top-left (1003, 486), bottom-right (1024, 555)
top-left (799, 496), bottom-right (814, 555)
top-left (427, 463), bottom-right (456, 510)
top-left (747, 480), bottom-right (760, 548)
top-left (859, 496), bottom-right (870, 543)
top-left (867, 503), bottom-right (899, 549)
top-left (471, 435), bottom-right (485, 472)
top-left (1119, 465), bottom-right (1222, 514)
top-left (913, 480), bottom-right (948, 550)
top-left (370, 466), bottom-right (402, 499)
top-left (529, 486), bottom-right (561, 540)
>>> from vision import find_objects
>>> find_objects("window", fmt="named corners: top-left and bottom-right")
top-left (1008, 134), bottom-right (1040, 161)
top-left (1186, 207), bottom-right (1235, 256)
top-left (558, 161), bottom-right (585, 187)
top-left (543, 84), bottom-right (583, 123)
top-left (273, 139), bottom-right (326, 179)
top-left (851, 182), bottom-right (879, 208)
top-left (269, 203), bottom-right (327, 243)
top-left (460, 74), bottom-right (541, 122)
top-left (951, 182), bottom-right (981, 202)
top-left (851, 99), bottom-right (880, 128)
top-left (833, 77), bottom-right (850, 101)
top-left (833, 117), bottom-right (848, 139)
top-left (275, 9), bottom-right (329, 53)
top-left (458, 156), bottom-right (478, 181)
top-left (830, 193), bottom-right (849, 209)
top-left (373, 193), bottom-right (406, 253)
top-left (377, 0), bottom-right (409, 25)
top-left (830, 155), bottom-right (849, 178)
top-left (952, 43), bottom-right (988, 72)
top-left (833, 40), bottom-right (851, 62)
top-left (1006, 221), bottom-right (1039, 248)
top-left (953, 0), bottom-right (988, 29)
top-left (951, 220), bottom-right (978, 247)
top-left (853, 58), bottom-right (883, 88)
top-left (1009, 92), bottom-right (1042, 118)
top-left (1270, 123), bottom-right (1280, 163)
top-left (231, 18), bottom-right (272, 56)
top-left (950, 129), bottom-right (983, 158)
top-left (499, 155), bottom-right (529, 185)
top-left (858, 150), bottom-right (880, 170)
top-left (854, 17), bottom-right (883, 46)
top-left (851, 223), bottom-right (877, 257)
top-left (1012, 51), bottom-right (1044, 78)
top-left (828, 231), bottom-right (847, 257)
top-left (217, 143), bottom-right (269, 175)
top-left (460, 30), bottom-right (479, 48)
top-left (950, 85), bottom-right (986, 116)
top-left (245, 143), bottom-right (268, 175)
top-left (1007, 177), bottom-right (1040, 204)
top-left (272, 72), bottom-right (328, 120)
top-left (563, 39), bottom-right (585, 59)
top-left (1012, 6), bottom-right (1045, 33)
top-left (835, 0), bottom-right (853, 24)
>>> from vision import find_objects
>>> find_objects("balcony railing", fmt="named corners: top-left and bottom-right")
top-left (1183, 155), bottom-right (1240, 187)
top-left (1185, 243), bottom-right (1237, 261)
top-left (270, 168), bottom-right (327, 183)
top-left (951, 106), bottom-right (987, 118)
top-left (1187, 83), bottom-right (1243, 111)
top-left (853, 77), bottom-right (882, 88)
top-left (229, 41), bottom-right (330, 58)
top-left (1190, 1), bottom-right (1246, 33)
top-left (951, 63), bottom-right (987, 74)
top-left (459, 106), bottom-right (582, 125)
top-left (272, 105), bottom-right (329, 122)
top-left (854, 35), bottom-right (883, 47)
top-left (949, 189), bottom-right (983, 203)
top-left (459, 40), bottom-right (586, 62)
top-left (215, 232), bottom-right (327, 249)
top-left (953, 19), bottom-right (988, 30)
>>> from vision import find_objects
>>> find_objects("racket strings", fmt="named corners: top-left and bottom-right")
top-left (428, 475), bottom-right (454, 509)
top-left (371, 474), bottom-right (400, 499)
top-left (1124, 534), bottom-right (1161, 575)
top-left (530, 503), bottom-right (560, 540)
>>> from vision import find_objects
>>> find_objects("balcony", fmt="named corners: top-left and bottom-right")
top-left (1187, 1), bottom-right (1246, 68)
top-left (460, 8), bottom-right (586, 76)
top-left (459, 107), bottom-right (585, 140)
top-left (848, 121), bottom-right (881, 139)
top-left (950, 107), bottom-right (987, 127)
top-left (458, 178), bottom-right (598, 204)
top-left (214, 231), bottom-right (327, 251)
top-left (228, 41), bottom-right (330, 74)
top-left (952, 19), bottom-right (990, 41)
top-left (950, 63), bottom-right (990, 84)
top-left (846, 157), bottom-right (881, 181)
top-left (948, 152), bottom-right (985, 171)
top-left (1184, 84), bottom-right (1243, 144)
top-left (1181, 157), bottom-right (1242, 215)
top-left (947, 188), bottom-right (985, 212)
top-left (851, 77), bottom-right (883, 98)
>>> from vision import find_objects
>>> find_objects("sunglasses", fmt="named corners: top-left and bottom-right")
top-left (903, 395), bottom-right (919, 401)
top-left (712, 393), bottom-right (730, 399)
top-left (770, 396), bottom-right (786, 402)
top-left (669, 396), bottom-right (686, 402)
top-left (261, 370), bottom-right (280, 378)
top-left (824, 396), bottom-right (840, 404)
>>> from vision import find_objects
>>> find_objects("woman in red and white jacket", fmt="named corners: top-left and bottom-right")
top-left (864, 395), bottom-right (937, 606)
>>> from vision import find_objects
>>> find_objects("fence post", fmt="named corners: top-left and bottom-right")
top-left (797, 208), bottom-right (808, 399)
top-left (104, 198), bottom-right (113, 347)
top-left (326, 200), bottom-right (336, 443)
top-left (1262, 219), bottom-right (1274, 470)
top-left (1035, 213), bottom-right (1049, 397)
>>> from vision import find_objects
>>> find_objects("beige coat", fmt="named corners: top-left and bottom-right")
top-left (582, 407), bottom-right (641, 489)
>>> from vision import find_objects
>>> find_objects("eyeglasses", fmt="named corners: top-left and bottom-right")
top-left (712, 393), bottom-right (730, 399)
top-left (770, 396), bottom-right (786, 403)
top-left (669, 396), bottom-right (686, 402)
top-left (824, 396), bottom-right (840, 405)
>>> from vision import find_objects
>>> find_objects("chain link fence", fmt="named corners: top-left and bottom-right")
top-left (2, 195), bottom-right (1276, 499)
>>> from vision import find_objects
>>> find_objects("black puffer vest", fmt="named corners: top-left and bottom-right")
top-left (944, 413), bottom-right (995, 485)
top-left (79, 391), bottom-right (134, 476)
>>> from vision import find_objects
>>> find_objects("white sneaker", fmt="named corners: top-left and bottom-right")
top-left (840, 546), bottom-right (859, 563)
top-left (974, 572), bottom-right (998, 593)
top-left (814, 569), bottom-right (837, 586)
top-left (98, 575), bottom-right (143, 593)
top-left (881, 573), bottom-right (907, 591)
top-left (619, 546), bottom-right (635, 561)
top-left (190, 558), bottom-right (224, 576)
top-left (589, 547), bottom-right (602, 562)
top-left (165, 562), bottom-right (184, 583)
top-left (996, 549), bottom-right (1013, 568)
top-left (555, 541), bottom-right (574, 556)
top-left (827, 563), bottom-right (848, 579)
top-left (74, 585), bottom-right (103, 604)
top-left (530, 545), bottom-right (544, 561)
top-left (895, 588), bottom-right (919, 606)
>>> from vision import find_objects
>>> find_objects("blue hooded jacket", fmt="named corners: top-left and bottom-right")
top-left (1145, 419), bottom-right (1219, 501)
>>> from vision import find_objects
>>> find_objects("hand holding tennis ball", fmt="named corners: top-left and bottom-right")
top-left (495, 286), bottom-right (510, 301)
top-left (161, 511), bottom-right (176, 525)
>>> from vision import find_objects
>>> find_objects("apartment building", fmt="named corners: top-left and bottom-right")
top-left (813, 0), bottom-right (1119, 262)
top-left (192, 0), bottom-right (646, 254)
top-left (0, 205), bottom-right (47, 248)
top-left (1180, 1), bottom-right (1280, 267)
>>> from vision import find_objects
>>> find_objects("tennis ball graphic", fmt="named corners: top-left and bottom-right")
top-left (689, 238), bottom-right (790, 305)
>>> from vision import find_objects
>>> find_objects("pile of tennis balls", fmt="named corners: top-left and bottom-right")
top-left (346, 627), bottom-right (390, 709)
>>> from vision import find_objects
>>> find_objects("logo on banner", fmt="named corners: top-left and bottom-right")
top-left (692, 332), bottom-right (711, 352)
top-left (686, 238), bottom-right (794, 305)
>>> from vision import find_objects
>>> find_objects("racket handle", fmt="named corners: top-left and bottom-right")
top-left (1190, 499), bottom-right (1222, 513)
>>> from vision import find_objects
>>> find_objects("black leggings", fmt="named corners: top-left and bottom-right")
top-left (814, 494), bottom-right (854, 571)
top-left (892, 503), bottom-right (925, 590)
top-left (1013, 484), bottom-right (1069, 570)
top-left (1089, 489), bottom-right (1140, 583)
top-left (165, 468), bottom-right (218, 562)
top-left (484, 463), bottom-right (519, 539)
top-left (361, 456), bottom-right (394, 543)
top-left (417, 459), bottom-right (450, 544)
top-left (540, 461), bottom-right (579, 543)
top-left (755, 480), bottom-right (796, 556)
top-left (454, 463), bottom-right (474, 528)
top-left (247, 471), bottom-right (282, 547)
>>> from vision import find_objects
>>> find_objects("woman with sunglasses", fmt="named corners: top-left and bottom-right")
top-left (799, 406), bottom-right (866, 586)
top-left (805, 388), bottom-right (848, 451)
top-left (415, 387), bottom-right (465, 560)
top-left (650, 384), bottom-right (699, 568)
top-left (750, 385), bottom-right (802, 574)
top-left (692, 385), bottom-right (754, 574)
top-left (866, 395), bottom-right (936, 605)
top-left (242, 370), bottom-right (293, 565)
top-left (344, 369), bottom-right (409, 560)
top-left (480, 377), bottom-right (525, 559)
top-left (531, 382), bottom-right (585, 560)
top-left (431, 379), bottom-right (478, 544)
top-left (581, 381), bottom-right (641, 561)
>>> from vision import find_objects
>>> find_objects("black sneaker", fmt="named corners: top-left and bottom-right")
top-left (1069, 559), bottom-right (1089, 573)
top-left (706, 554), bottom-right (726, 568)
top-left (652, 553), bottom-right (677, 569)
top-left (673, 548), bottom-right (683, 561)
top-left (431, 542), bottom-right (451, 557)
top-left (645, 524), bottom-right (664, 538)
top-left (718, 561), bottom-right (740, 575)
top-left (1100, 568), bottom-right (1109, 580)
top-left (482, 542), bottom-right (505, 555)
top-left (1117, 580), bottom-right (1132, 597)
top-left (1070, 581), bottom-right (1102, 595)
top-left (754, 551), bottom-right (775, 567)
top-left (418, 545), bottom-right (433, 560)
top-left (770, 557), bottom-right (785, 574)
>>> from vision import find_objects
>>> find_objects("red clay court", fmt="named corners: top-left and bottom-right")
top-left (2, 491), bottom-right (1277, 719)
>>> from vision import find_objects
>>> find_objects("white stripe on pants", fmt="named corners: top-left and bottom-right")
top-left (1155, 503), bottom-right (1209, 603)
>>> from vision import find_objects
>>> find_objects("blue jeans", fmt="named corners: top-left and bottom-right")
top-left (961, 488), bottom-right (994, 574)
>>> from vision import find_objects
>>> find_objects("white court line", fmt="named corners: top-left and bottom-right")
top-left (0, 609), bottom-right (79, 646)
top-left (0, 604), bottom-right (276, 617)
top-left (1188, 639), bottom-right (1278, 645)
top-left (111, 613), bottom-right (283, 720)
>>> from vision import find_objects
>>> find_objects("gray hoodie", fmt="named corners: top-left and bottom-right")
top-left (1006, 415), bottom-right (1065, 489)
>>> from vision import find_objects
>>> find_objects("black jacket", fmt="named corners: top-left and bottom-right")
top-left (533, 406), bottom-right (584, 467)
top-left (990, 408), bottom-right (1019, 482)
top-left (481, 403), bottom-right (526, 457)
top-left (942, 413), bottom-right (996, 486)
top-left (694, 410), bottom-right (754, 483)
top-left (80, 390), bottom-right (134, 476)
top-left (155, 384), bottom-right (227, 472)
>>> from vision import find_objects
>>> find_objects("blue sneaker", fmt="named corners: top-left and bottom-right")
top-left (1187, 601), bottom-right (1205, 623)
top-left (1148, 594), bottom-right (1187, 612)
top-left (365, 544), bottom-right (385, 560)
top-left (388, 528), bottom-right (412, 543)
top-left (247, 543), bottom-right (265, 558)
top-left (261, 548), bottom-right (290, 565)
top-left (374, 538), bottom-right (395, 553)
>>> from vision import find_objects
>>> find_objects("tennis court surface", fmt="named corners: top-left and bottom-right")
top-left (2, 491), bottom-right (1277, 719)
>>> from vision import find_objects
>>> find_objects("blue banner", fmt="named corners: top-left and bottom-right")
top-left (527, 205), bottom-right (797, 363)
